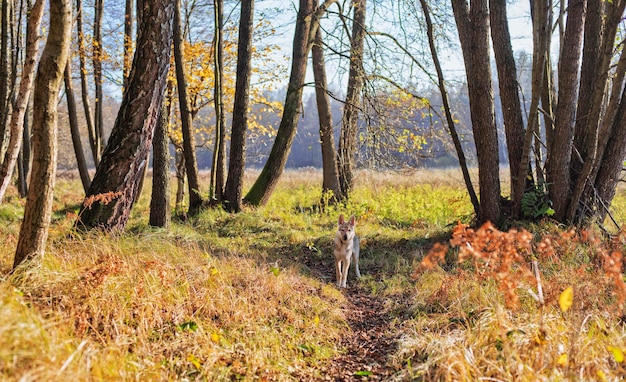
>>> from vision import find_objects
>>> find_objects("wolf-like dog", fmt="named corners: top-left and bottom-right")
top-left (334, 214), bottom-right (361, 288)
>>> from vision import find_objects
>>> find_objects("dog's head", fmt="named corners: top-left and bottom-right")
top-left (337, 214), bottom-right (356, 242)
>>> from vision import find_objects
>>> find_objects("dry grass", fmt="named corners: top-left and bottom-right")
top-left (405, 221), bottom-right (626, 380)
top-left (1, 168), bottom-right (626, 381)
top-left (3, 233), bottom-right (346, 380)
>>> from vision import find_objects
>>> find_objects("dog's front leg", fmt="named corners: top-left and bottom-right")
top-left (340, 258), bottom-right (351, 288)
top-left (335, 259), bottom-right (343, 288)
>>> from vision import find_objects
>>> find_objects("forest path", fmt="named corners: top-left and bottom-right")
top-left (317, 286), bottom-right (405, 381)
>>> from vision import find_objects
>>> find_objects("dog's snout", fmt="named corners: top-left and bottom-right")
top-left (342, 234), bottom-right (348, 241)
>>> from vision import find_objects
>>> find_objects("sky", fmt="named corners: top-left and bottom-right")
top-left (253, 0), bottom-right (535, 96)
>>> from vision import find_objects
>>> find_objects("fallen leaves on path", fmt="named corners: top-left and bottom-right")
top-left (310, 287), bottom-right (404, 381)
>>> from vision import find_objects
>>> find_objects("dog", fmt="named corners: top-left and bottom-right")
top-left (334, 214), bottom-right (361, 288)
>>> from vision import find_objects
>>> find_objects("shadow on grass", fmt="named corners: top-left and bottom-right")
top-left (198, 215), bottom-right (457, 291)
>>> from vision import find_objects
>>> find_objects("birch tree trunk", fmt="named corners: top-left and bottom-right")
top-left (14, 0), bottom-right (71, 268)
top-left (0, 0), bottom-right (44, 203)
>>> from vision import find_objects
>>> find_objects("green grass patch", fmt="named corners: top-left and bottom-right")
top-left (1, 169), bottom-right (626, 380)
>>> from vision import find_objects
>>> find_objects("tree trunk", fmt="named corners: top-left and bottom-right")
top-left (512, 0), bottom-right (550, 218)
top-left (489, 0), bottom-right (526, 209)
top-left (173, 0), bottom-right (203, 216)
top-left (209, 0), bottom-right (226, 203)
top-left (337, 0), bottom-right (366, 198)
top-left (538, 50), bottom-right (555, 186)
top-left (419, 0), bottom-right (479, 214)
top-left (223, 0), bottom-right (254, 212)
top-left (567, 0), bottom-right (625, 221)
top-left (312, 24), bottom-right (342, 205)
top-left (0, 0), bottom-right (10, 157)
top-left (18, 100), bottom-right (30, 197)
top-left (571, 0), bottom-right (601, 156)
top-left (76, 0), bottom-right (174, 232)
top-left (76, 0), bottom-right (98, 166)
top-left (93, 0), bottom-right (105, 160)
top-left (594, 90), bottom-right (626, 224)
top-left (123, 0), bottom-right (133, 93)
top-left (64, 60), bottom-right (91, 193)
top-left (0, 0), bottom-right (44, 204)
top-left (174, 149), bottom-right (186, 215)
top-left (547, 0), bottom-right (586, 221)
top-left (14, 0), bottom-right (71, 268)
top-left (149, 100), bottom-right (171, 228)
top-left (244, 0), bottom-right (314, 206)
top-left (451, 0), bottom-right (501, 224)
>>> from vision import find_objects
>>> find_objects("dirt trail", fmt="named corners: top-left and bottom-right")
top-left (318, 286), bottom-right (403, 381)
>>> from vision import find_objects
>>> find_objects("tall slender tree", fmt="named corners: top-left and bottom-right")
top-left (511, 0), bottom-right (551, 218)
top-left (546, 0), bottom-right (586, 221)
top-left (0, 0), bottom-right (11, 156)
top-left (76, 0), bottom-right (98, 166)
top-left (0, 0), bottom-right (44, 204)
top-left (311, 23), bottom-right (342, 204)
top-left (451, 0), bottom-right (501, 224)
top-left (567, 0), bottom-right (625, 221)
top-left (93, 0), bottom-right (105, 158)
top-left (244, 0), bottom-right (315, 206)
top-left (64, 61), bottom-right (91, 193)
top-left (14, 0), bottom-right (71, 268)
top-left (419, 0), bottom-right (479, 214)
top-left (337, 0), bottom-right (366, 198)
top-left (209, 0), bottom-right (226, 203)
top-left (173, 0), bottom-right (203, 216)
top-left (123, 0), bottom-right (134, 92)
top-left (149, 100), bottom-right (171, 228)
top-left (223, 0), bottom-right (254, 212)
top-left (489, 0), bottom-right (526, 209)
top-left (76, 0), bottom-right (175, 231)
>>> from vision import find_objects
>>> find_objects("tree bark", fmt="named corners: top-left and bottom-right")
top-left (420, 0), bottom-right (478, 214)
top-left (0, 0), bottom-right (10, 156)
top-left (174, 149), bottom-right (186, 215)
top-left (567, 0), bottom-right (625, 221)
top-left (512, 0), bottom-right (550, 218)
top-left (223, 0), bottom-right (254, 212)
top-left (173, 0), bottom-right (203, 216)
top-left (76, 0), bottom-right (174, 231)
top-left (594, 90), bottom-right (626, 224)
top-left (123, 0), bottom-right (133, 93)
top-left (18, 100), bottom-right (30, 197)
top-left (0, 0), bottom-right (44, 204)
top-left (149, 100), bottom-right (171, 228)
top-left (209, 0), bottom-right (226, 203)
top-left (244, 0), bottom-right (314, 206)
top-left (14, 0), bottom-right (71, 268)
top-left (489, 0), bottom-right (526, 208)
top-left (451, 0), bottom-right (501, 224)
top-left (547, 0), bottom-right (586, 221)
top-left (93, 0), bottom-right (105, 160)
top-left (337, 0), bottom-right (366, 198)
top-left (76, 0), bottom-right (98, 166)
top-left (312, 23), bottom-right (342, 205)
top-left (64, 60), bottom-right (91, 193)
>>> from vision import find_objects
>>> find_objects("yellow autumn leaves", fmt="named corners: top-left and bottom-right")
top-left (167, 20), bottom-right (286, 149)
top-left (559, 286), bottom-right (573, 313)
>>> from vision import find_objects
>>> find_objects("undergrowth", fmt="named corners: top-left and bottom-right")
top-left (408, 221), bottom-right (626, 380)
top-left (1, 169), bottom-right (626, 380)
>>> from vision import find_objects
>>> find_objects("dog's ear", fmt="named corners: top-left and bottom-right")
top-left (338, 214), bottom-right (345, 225)
top-left (349, 215), bottom-right (356, 226)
